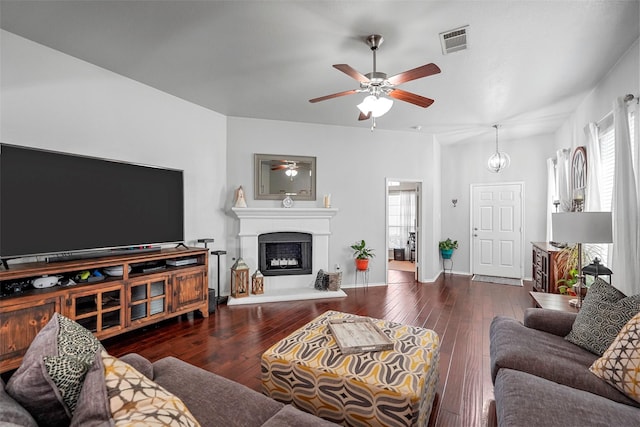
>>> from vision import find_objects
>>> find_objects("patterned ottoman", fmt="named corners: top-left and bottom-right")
top-left (261, 310), bottom-right (440, 426)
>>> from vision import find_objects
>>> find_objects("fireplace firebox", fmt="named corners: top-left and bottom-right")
top-left (258, 232), bottom-right (312, 276)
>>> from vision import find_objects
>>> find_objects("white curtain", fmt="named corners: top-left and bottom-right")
top-left (388, 191), bottom-right (416, 250)
top-left (611, 96), bottom-right (640, 295)
top-left (546, 158), bottom-right (556, 241)
top-left (399, 191), bottom-right (416, 252)
top-left (556, 149), bottom-right (572, 212)
top-left (585, 123), bottom-right (603, 212)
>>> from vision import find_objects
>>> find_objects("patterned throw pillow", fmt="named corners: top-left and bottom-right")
top-left (102, 352), bottom-right (200, 426)
top-left (590, 311), bottom-right (640, 403)
top-left (43, 355), bottom-right (91, 414)
top-left (6, 313), bottom-right (103, 427)
top-left (565, 279), bottom-right (640, 355)
top-left (46, 314), bottom-right (102, 413)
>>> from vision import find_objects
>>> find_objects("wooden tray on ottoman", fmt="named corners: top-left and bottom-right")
top-left (328, 318), bottom-right (394, 354)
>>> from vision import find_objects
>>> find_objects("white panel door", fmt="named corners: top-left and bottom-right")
top-left (471, 183), bottom-right (523, 278)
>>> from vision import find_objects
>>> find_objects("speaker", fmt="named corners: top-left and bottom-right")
top-left (208, 288), bottom-right (216, 313)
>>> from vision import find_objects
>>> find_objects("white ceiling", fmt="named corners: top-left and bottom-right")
top-left (1, 0), bottom-right (638, 144)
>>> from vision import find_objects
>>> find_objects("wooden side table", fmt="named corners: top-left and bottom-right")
top-left (529, 291), bottom-right (579, 313)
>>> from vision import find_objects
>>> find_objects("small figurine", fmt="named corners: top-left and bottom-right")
top-left (234, 185), bottom-right (248, 208)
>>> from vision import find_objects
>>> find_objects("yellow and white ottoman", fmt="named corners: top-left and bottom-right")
top-left (261, 310), bottom-right (440, 427)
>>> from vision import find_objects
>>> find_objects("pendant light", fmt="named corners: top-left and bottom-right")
top-left (487, 124), bottom-right (510, 173)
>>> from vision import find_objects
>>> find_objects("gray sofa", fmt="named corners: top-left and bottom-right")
top-left (1, 353), bottom-right (339, 427)
top-left (489, 308), bottom-right (640, 426)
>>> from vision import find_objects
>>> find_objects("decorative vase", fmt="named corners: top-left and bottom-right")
top-left (355, 259), bottom-right (369, 271)
top-left (440, 249), bottom-right (453, 259)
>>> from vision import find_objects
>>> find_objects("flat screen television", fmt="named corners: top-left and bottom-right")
top-left (0, 144), bottom-right (184, 262)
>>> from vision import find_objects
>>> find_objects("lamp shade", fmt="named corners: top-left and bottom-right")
top-left (357, 95), bottom-right (393, 118)
top-left (551, 212), bottom-right (613, 244)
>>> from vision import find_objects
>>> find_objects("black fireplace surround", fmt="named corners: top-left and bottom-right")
top-left (258, 232), bottom-right (312, 276)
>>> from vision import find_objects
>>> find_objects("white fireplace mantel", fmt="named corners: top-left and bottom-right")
top-left (229, 207), bottom-right (342, 305)
top-left (231, 207), bottom-right (338, 220)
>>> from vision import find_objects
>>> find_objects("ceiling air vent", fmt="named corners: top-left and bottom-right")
top-left (440, 26), bottom-right (469, 55)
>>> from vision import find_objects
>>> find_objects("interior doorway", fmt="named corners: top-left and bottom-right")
top-left (386, 179), bottom-right (421, 284)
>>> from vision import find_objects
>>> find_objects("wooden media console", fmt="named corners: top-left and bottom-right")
top-left (0, 247), bottom-right (208, 373)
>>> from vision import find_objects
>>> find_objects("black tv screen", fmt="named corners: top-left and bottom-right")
top-left (0, 144), bottom-right (184, 259)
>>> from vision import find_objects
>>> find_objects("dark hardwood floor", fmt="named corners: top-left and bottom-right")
top-left (104, 273), bottom-right (534, 427)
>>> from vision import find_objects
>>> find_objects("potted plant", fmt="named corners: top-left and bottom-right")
top-left (555, 244), bottom-right (600, 294)
top-left (439, 238), bottom-right (458, 259)
top-left (350, 240), bottom-right (375, 271)
top-left (556, 268), bottom-right (579, 295)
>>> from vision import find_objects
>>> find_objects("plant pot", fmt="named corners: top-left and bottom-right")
top-left (355, 259), bottom-right (369, 271)
top-left (440, 249), bottom-right (454, 259)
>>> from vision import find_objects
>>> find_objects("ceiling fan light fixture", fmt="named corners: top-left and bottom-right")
top-left (285, 169), bottom-right (298, 177)
top-left (357, 95), bottom-right (393, 118)
top-left (487, 124), bottom-right (510, 173)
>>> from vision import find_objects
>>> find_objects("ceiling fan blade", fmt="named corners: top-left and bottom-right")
top-left (309, 89), bottom-right (358, 103)
top-left (358, 111), bottom-right (372, 121)
top-left (271, 165), bottom-right (288, 170)
top-left (387, 63), bottom-right (441, 85)
top-left (333, 64), bottom-right (370, 83)
top-left (388, 89), bottom-right (435, 108)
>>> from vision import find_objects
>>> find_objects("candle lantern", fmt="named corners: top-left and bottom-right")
top-left (252, 270), bottom-right (264, 295)
top-left (230, 258), bottom-right (250, 298)
top-left (582, 257), bottom-right (613, 285)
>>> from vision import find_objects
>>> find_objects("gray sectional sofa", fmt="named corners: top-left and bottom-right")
top-left (489, 308), bottom-right (640, 426)
top-left (1, 353), bottom-right (339, 427)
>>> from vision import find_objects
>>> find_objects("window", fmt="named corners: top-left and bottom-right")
top-left (388, 191), bottom-right (416, 250)
top-left (599, 116), bottom-right (615, 212)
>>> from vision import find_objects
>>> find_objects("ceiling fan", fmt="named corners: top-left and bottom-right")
top-left (309, 34), bottom-right (441, 122)
top-left (270, 160), bottom-right (298, 171)
top-left (270, 160), bottom-right (300, 180)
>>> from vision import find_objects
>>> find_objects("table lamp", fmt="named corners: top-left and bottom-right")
top-left (551, 212), bottom-right (613, 307)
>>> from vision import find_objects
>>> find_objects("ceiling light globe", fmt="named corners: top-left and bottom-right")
top-left (487, 152), bottom-right (511, 173)
top-left (357, 95), bottom-right (393, 118)
top-left (357, 95), bottom-right (376, 114)
top-left (372, 97), bottom-right (393, 117)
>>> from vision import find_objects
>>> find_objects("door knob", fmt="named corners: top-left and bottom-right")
top-left (473, 234), bottom-right (478, 237)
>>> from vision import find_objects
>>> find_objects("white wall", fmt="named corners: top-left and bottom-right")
top-left (440, 133), bottom-right (555, 277)
top-left (226, 117), bottom-right (441, 291)
top-left (555, 39), bottom-right (639, 152)
top-left (1, 30), bottom-right (228, 289)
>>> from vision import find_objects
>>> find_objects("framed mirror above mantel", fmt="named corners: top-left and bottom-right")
top-left (254, 154), bottom-right (316, 200)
